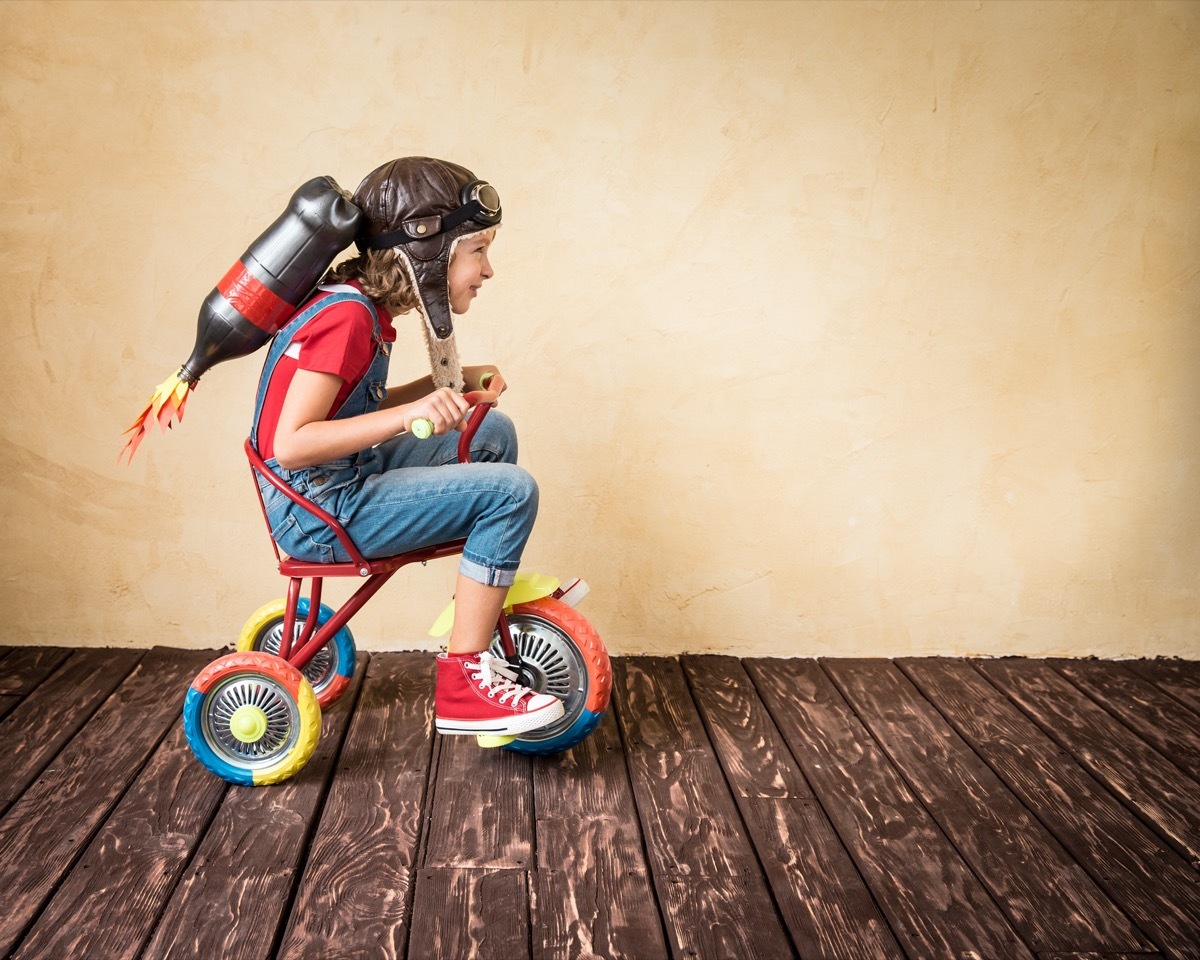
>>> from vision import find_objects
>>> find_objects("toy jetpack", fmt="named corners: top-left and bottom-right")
top-left (120, 177), bottom-right (362, 463)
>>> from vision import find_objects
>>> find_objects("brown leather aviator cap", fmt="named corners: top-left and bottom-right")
top-left (352, 157), bottom-right (501, 341)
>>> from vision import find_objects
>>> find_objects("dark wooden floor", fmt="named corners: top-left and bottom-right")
top-left (0, 647), bottom-right (1198, 959)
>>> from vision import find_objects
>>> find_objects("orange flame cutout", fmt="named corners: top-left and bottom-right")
top-left (119, 370), bottom-right (193, 464)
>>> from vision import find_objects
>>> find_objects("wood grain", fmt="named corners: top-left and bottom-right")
top-left (0, 652), bottom-right (1195, 960)
top-left (0, 647), bottom-right (205, 957)
top-left (0, 646), bottom-right (70, 694)
top-left (422, 731), bottom-right (534, 869)
top-left (681, 656), bottom-right (811, 799)
top-left (533, 708), bottom-right (669, 960)
top-left (12, 719), bottom-right (227, 960)
top-left (277, 652), bottom-right (436, 960)
top-left (901, 657), bottom-right (1200, 960)
top-left (978, 658), bottom-right (1200, 865)
top-left (823, 657), bottom-right (1150, 953)
top-left (0, 647), bottom-right (142, 809)
top-left (408, 868), bottom-right (528, 960)
top-left (1050, 659), bottom-right (1200, 782)
top-left (745, 657), bottom-right (1036, 960)
top-left (1124, 658), bottom-right (1200, 715)
top-left (684, 655), bottom-right (904, 960)
top-left (615, 657), bottom-right (794, 959)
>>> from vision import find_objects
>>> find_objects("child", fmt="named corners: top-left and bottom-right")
top-left (250, 156), bottom-right (563, 738)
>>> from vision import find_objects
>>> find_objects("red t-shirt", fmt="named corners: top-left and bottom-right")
top-left (256, 284), bottom-right (396, 460)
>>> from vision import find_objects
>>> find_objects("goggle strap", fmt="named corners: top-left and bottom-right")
top-left (356, 200), bottom-right (497, 251)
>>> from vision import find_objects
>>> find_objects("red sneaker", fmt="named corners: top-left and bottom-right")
top-left (435, 651), bottom-right (565, 736)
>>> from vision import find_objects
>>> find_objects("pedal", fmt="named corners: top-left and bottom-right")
top-left (553, 578), bottom-right (590, 608)
top-left (476, 734), bottom-right (517, 748)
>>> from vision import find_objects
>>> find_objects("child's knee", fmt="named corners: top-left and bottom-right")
top-left (475, 409), bottom-right (519, 463)
top-left (508, 465), bottom-right (539, 512)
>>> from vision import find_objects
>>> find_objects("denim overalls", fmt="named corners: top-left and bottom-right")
top-left (250, 285), bottom-right (538, 587)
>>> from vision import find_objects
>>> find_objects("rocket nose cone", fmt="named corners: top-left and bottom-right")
top-left (294, 177), bottom-right (363, 233)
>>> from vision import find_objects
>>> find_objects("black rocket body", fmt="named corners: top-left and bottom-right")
top-left (179, 176), bottom-right (363, 384)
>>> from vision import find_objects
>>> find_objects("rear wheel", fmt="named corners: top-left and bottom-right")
top-left (238, 598), bottom-right (355, 708)
top-left (489, 597), bottom-right (610, 756)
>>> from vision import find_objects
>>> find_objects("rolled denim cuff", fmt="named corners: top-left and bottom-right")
top-left (458, 555), bottom-right (518, 588)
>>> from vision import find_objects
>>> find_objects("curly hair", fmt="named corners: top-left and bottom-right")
top-left (325, 248), bottom-right (420, 315)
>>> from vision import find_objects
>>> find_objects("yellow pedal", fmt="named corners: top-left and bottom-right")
top-left (476, 734), bottom-right (517, 748)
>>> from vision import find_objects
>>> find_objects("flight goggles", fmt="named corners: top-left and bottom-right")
top-left (359, 179), bottom-right (501, 250)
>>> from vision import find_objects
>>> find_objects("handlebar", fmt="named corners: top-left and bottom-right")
top-left (411, 389), bottom-right (494, 465)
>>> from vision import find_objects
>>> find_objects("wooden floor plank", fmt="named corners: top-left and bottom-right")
top-left (0, 648), bottom-right (143, 811)
top-left (683, 655), bottom-right (904, 960)
top-left (421, 732), bottom-right (534, 870)
top-left (900, 658), bottom-right (1200, 960)
top-left (0, 651), bottom-right (1193, 960)
top-left (11, 719), bottom-right (227, 960)
top-left (1051, 659), bottom-right (1200, 782)
top-left (138, 653), bottom-right (367, 960)
top-left (745, 657), bottom-right (1036, 960)
top-left (0, 648), bottom-right (207, 958)
top-left (408, 867), bottom-right (529, 960)
top-left (532, 708), bottom-right (669, 960)
top-left (1124, 659), bottom-right (1200, 715)
top-left (614, 659), bottom-right (769, 877)
top-left (978, 658), bottom-right (1200, 865)
top-left (276, 652), bottom-right (436, 960)
top-left (680, 656), bottom-right (811, 799)
top-left (740, 796), bottom-right (906, 960)
top-left (0, 646), bottom-right (71, 695)
top-left (614, 657), bottom-right (795, 960)
top-left (823, 657), bottom-right (1152, 954)
top-left (1037, 953), bottom-right (1166, 959)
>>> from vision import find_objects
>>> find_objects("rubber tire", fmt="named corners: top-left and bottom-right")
top-left (495, 597), bottom-right (611, 756)
top-left (183, 651), bottom-right (321, 786)
top-left (237, 598), bottom-right (355, 708)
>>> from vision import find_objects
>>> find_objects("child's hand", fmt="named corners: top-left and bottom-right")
top-left (464, 365), bottom-right (508, 402)
top-left (405, 388), bottom-right (471, 436)
top-left (475, 370), bottom-right (507, 406)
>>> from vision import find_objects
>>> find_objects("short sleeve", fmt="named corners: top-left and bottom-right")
top-left (292, 299), bottom-right (377, 383)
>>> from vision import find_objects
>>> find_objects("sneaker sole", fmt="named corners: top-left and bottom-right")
top-left (435, 699), bottom-right (565, 736)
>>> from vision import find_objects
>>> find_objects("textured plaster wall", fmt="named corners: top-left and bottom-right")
top-left (1, 0), bottom-right (1197, 657)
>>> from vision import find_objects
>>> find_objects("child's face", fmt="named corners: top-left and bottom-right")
top-left (447, 229), bottom-right (496, 315)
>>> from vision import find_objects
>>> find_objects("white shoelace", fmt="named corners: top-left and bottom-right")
top-left (468, 652), bottom-right (535, 706)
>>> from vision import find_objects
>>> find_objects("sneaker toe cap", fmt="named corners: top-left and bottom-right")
top-left (529, 693), bottom-right (563, 714)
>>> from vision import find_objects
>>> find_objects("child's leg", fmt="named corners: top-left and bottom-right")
top-left (448, 575), bottom-right (507, 654)
top-left (436, 566), bottom-right (564, 736)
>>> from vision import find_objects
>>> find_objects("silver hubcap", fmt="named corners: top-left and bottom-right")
top-left (258, 617), bottom-right (335, 693)
top-left (489, 614), bottom-right (587, 742)
top-left (203, 673), bottom-right (300, 767)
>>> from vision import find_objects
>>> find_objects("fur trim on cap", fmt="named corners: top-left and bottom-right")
top-left (392, 249), bottom-right (464, 391)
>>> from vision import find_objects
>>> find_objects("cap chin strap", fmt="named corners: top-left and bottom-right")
top-left (392, 250), bottom-right (464, 391)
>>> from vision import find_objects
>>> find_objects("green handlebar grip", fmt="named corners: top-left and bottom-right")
top-left (411, 418), bottom-right (433, 440)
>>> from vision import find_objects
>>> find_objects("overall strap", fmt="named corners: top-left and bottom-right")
top-left (249, 289), bottom-right (377, 450)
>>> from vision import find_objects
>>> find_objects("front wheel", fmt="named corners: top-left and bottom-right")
top-left (489, 597), bottom-right (611, 756)
top-left (238, 598), bottom-right (355, 708)
top-left (183, 651), bottom-right (321, 785)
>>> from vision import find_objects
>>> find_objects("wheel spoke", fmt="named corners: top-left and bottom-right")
top-left (203, 673), bottom-right (301, 769)
top-left (489, 613), bottom-right (588, 741)
top-left (259, 619), bottom-right (335, 692)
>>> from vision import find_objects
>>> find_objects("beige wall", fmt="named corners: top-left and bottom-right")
top-left (2, 0), bottom-right (1197, 658)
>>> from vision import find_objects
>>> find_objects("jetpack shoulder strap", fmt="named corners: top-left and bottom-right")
top-left (249, 288), bottom-right (377, 450)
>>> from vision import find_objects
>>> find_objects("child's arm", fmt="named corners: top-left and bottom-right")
top-left (273, 369), bottom-right (470, 470)
top-left (380, 365), bottom-right (505, 409)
